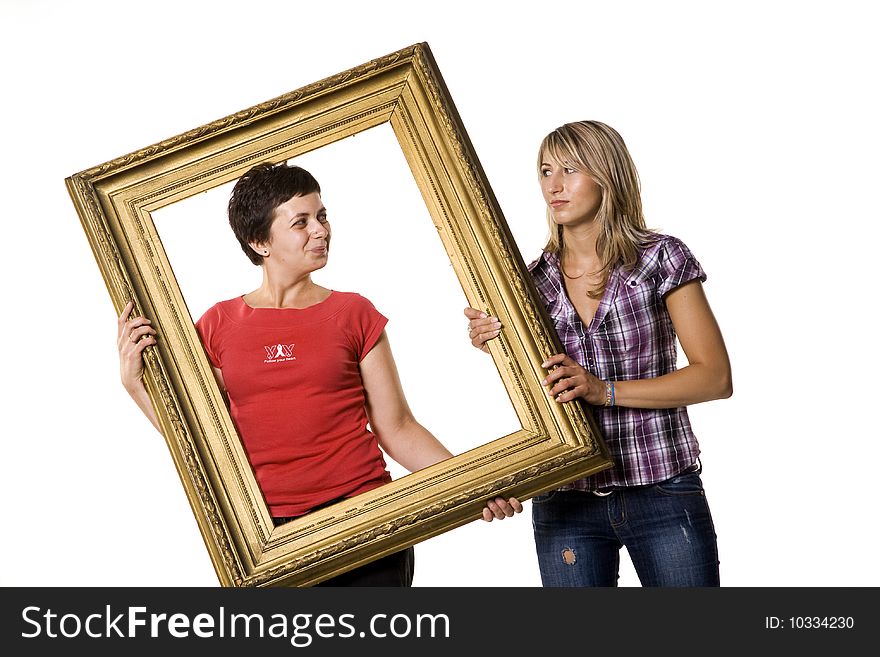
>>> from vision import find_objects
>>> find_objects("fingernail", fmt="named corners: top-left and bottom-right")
top-left (541, 361), bottom-right (549, 368)
top-left (479, 312), bottom-right (487, 318)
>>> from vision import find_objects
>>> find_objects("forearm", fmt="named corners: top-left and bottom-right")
top-left (612, 361), bottom-right (732, 409)
top-left (377, 417), bottom-right (454, 473)
top-left (118, 303), bottom-right (162, 432)
top-left (124, 379), bottom-right (162, 433)
top-left (360, 334), bottom-right (454, 471)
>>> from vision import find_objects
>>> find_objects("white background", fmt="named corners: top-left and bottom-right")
top-left (1, 0), bottom-right (877, 587)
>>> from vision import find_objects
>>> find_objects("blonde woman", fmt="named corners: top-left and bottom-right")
top-left (469, 121), bottom-right (731, 586)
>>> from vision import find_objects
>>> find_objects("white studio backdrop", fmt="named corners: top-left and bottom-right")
top-left (1, 0), bottom-right (877, 587)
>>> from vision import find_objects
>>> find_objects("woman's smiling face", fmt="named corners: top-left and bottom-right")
top-left (259, 192), bottom-right (331, 273)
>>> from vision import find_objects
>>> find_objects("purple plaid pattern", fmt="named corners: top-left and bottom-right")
top-left (528, 235), bottom-right (706, 490)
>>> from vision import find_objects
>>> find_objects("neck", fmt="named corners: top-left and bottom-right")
top-left (561, 221), bottom-right (601, 266)
top-left (246, 268), bottom-right (325, 309)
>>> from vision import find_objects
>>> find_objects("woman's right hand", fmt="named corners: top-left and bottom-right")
top-left (463, 307), bottom-right (502, 353)
top-left (117, 300), bottom-right (157, 392)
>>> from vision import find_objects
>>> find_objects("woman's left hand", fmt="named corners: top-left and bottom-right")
top-left (482, 497), bottom-right (523, 522)
top-left (541, 353), bottom-right (605, 405)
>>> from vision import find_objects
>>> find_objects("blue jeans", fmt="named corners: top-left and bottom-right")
top-left (531, 472), bottom-right (720, 587)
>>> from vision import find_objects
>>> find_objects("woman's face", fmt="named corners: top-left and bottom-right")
top-left (261, 192), bottom-right (330, 274)
top-left (539, 154), bottom-right (603, 227)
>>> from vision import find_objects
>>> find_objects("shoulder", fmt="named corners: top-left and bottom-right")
top-left (330, 290), bottom-right (376, 312)
top-left (639, 233), bottom-right (693, 257)
top-left (632, 234), bottom-right (706, 293)
top-left (327, 291), bottom-right (386, 326)
top-left (328, 292), bottom-right (387, 353)
top-left (196, 297), bottom-right (240, 326)
top-left (635, 234), bottom-right (700, 270)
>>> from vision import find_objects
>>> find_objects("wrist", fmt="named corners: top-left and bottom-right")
top-left (603, 380), bottom-right (616, 407)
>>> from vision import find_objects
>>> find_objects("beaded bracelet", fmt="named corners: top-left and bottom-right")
top-left (603, 381), bottom-right (616, 407)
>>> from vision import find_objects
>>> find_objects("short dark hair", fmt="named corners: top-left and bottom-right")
top-left (228, 162), bottom-right (321, 265)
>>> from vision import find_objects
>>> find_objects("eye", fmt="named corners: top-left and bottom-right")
top-left (318, 213), bottom-right (329, 224)
top-left (564, 167), bottom-right (577, 174)
top-left (540, 169), bottom-right (551, 177)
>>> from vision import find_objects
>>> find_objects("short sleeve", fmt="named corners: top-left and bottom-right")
top-left (656, 237), bottom-right (707, 298)
top-left (346, 295), bottom-right (388, 361)
top-left (194, 306), bottom-right (222, 369)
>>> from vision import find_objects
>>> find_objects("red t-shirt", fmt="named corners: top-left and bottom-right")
top-left (194, 291), bottom-right (392, 517)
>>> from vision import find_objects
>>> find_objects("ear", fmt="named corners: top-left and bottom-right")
top-left (248, 242), bottom-right (270, 258)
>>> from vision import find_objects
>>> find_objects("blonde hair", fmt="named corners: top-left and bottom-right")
top-left (539, 121), bottom-right (656, 298)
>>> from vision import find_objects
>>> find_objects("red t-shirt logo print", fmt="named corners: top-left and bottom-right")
top-left (264, 343), bottom-right (295, 359)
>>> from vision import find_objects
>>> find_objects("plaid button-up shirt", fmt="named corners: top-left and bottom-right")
top-left (528, 235), bottom-right (706, 490)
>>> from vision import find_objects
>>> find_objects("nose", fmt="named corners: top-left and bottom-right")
top-left (309, 220), bottom-right (328, 237)
top-left (543, 171), bottom-right (563, 194)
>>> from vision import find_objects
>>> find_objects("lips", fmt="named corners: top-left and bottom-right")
top-left (550, 200), bottom-right (568, 209)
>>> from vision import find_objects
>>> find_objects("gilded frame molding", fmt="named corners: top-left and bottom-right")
top-left (65, 43), bottom-right (612, 586)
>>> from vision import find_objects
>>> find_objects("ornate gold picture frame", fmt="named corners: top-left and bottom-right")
top-left (65, 42), bottom-right (612, 586)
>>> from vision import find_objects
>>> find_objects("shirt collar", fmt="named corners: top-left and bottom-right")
top-left (530, 250), bottom-right (627, 331)
top-left (529, 251), bottom-right (562, 306)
